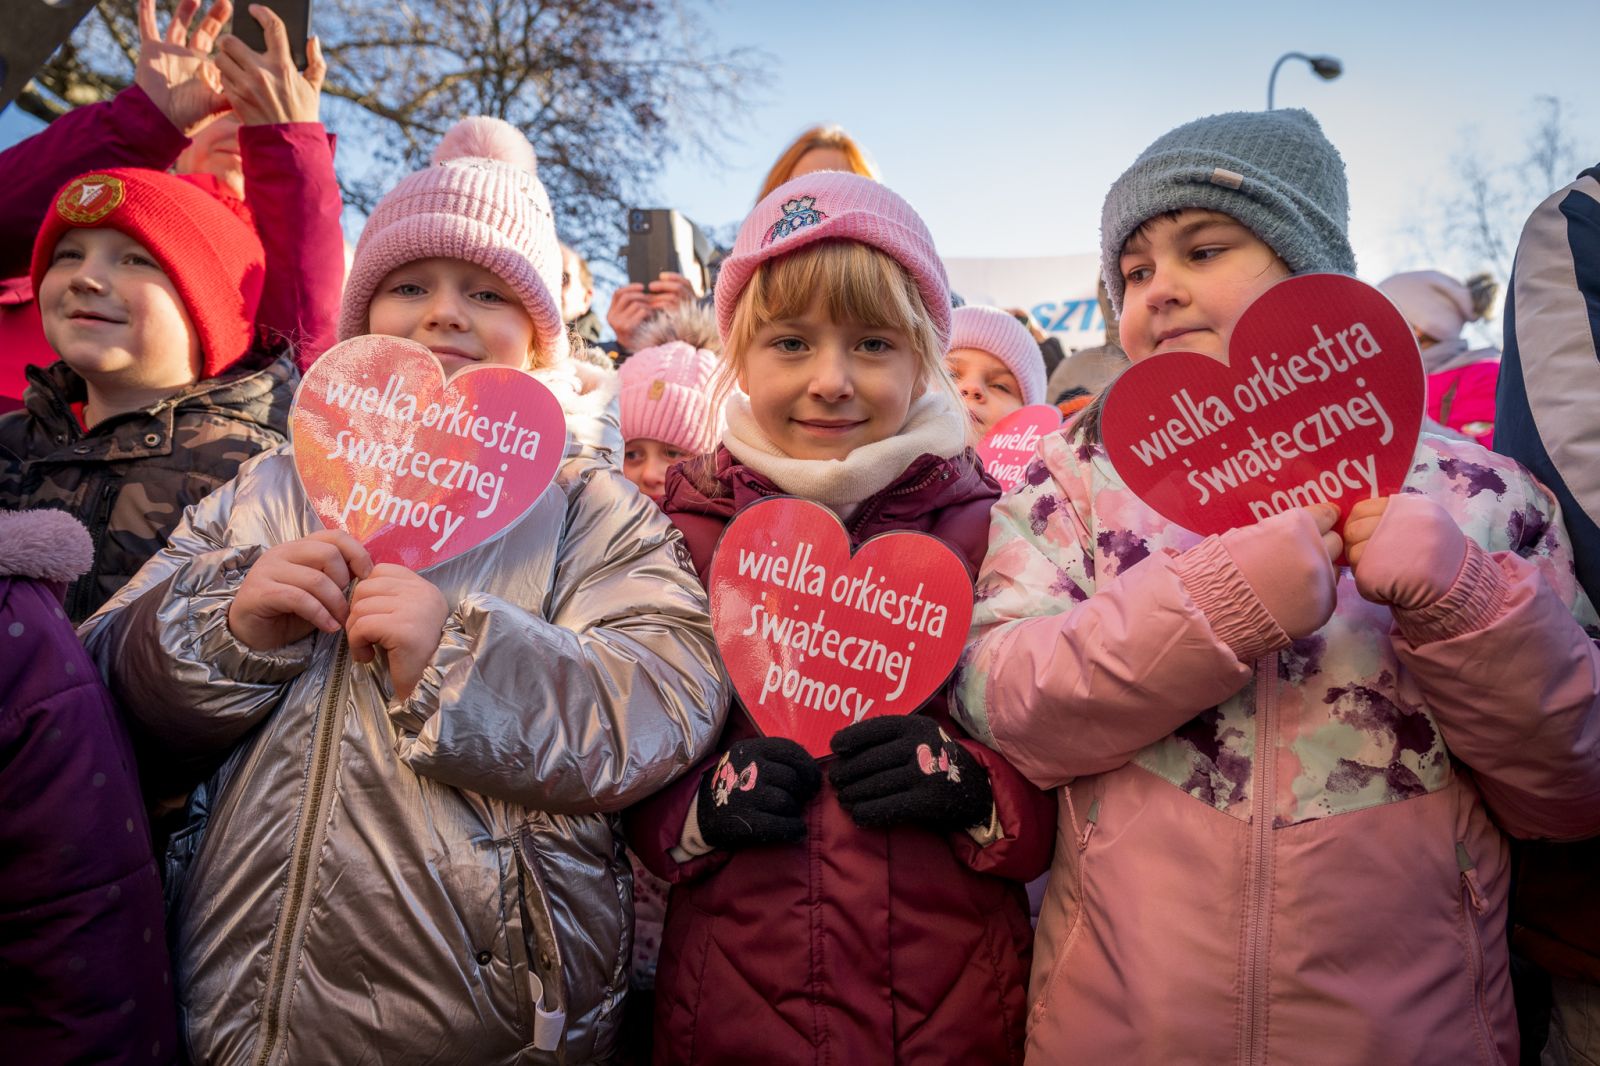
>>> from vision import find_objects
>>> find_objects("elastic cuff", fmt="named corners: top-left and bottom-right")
top-left (964, 803), bottom-right (1004, 847)
top-left (671, 792), bottom-right (714, 863)
top-left (389, 612), bottom-right (471, 736)
top-left (1394, 541), bottom-right (1509, 646)
top-left (1172, 536), bottom-right (1291, 662)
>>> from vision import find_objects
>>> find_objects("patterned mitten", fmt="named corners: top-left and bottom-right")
top-left (692, 737), bottom-right (822, 850)
top-left (828, 716), bottom-right (993, 831)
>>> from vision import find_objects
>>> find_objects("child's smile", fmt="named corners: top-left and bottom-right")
top-left (739, 297), bottom-right (921, 461)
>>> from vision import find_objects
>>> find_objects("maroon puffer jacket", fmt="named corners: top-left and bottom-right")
top-left (626, 447), bottom-right (1055, 1065)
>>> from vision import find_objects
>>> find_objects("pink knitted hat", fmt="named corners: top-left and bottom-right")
top-left (339, 117), bottom-right (568, 363)
top-left (618, 341), bottom-right (723, 454)
top-left (948, 305), bottom-right (1047, 406)
top-left (714, 171), bottom-right (951, 351)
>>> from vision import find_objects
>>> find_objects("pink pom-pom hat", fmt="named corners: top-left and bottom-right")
top-left (339, 116), bottom-right (569, 364)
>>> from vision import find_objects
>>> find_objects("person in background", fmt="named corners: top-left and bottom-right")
top-left (1046, 276), bottom-right (1129, 407)
top-left (1494, 161), bottom-right (1600, 1066)
top-left (0, 509), bottom-right (177, 1066)
top-left (946, 304), bottom-right (1046, 446)
top-left (618, 303), bottom-right (725, 503)
top-left (1380, 269), bottom-right (1501, 446)
top-left (560, 242), bottom-right (602, 345)
top-left (1004, 306), bottom-right (1066, 381)
top-left (607, 124), bottom-right (882, 356)
top-left (0, 0), bottom-right (343, 410)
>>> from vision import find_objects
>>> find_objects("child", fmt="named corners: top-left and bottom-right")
top-left (953, 108), bottom-right (1600, 1063)
top-left (1379, 269), bottom-right (1501, 446)
top-left (79, 117), bottom-right (729, 1065)
top-left (618, 303), bottom-right (725, 502)
top-left (0, 165), bottom-right (296, 623)
top-left (0, 509), bottom-right (177, 1064)
top-left (945, 304), bottom-right (1047, 444)
top-left (626, 172), bottom-right (1055, 1064)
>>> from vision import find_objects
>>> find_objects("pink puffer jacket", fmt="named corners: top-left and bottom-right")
top-left (954, 430), bottom-right (1600, 1065)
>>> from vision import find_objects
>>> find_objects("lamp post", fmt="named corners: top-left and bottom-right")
top-left (1267, 52), bottom-right (1343, 110)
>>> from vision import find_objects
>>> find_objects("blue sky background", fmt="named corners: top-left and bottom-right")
top-left (5, 0), bottom-right (1595, 308)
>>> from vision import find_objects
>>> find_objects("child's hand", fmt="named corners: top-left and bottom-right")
top-left (1345, 495), bottom-right (1468, 610)
top-left (828, 716), bottom-right (993, 832)
top-left (228, 530), bottom-right (374, 650)
top-left (1213, 504), bottom-right (1341, 641)
top-left (216, 4), bottom-right (326, 125)
top-left (345, 564), bottom-right (450, 700)
top-left (135, 0), bottom-right (232, 135)
top-left (691, 737), bottom-right (822, 850)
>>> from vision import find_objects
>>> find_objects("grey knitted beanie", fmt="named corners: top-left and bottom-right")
top-left (1099, 108), bottom-right (1356, 314)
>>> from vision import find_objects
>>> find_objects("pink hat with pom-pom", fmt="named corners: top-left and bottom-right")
top-left (339, 116), bottom-right (568, 364)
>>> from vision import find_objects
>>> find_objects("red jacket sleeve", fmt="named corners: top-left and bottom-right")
top-left (0, 85), bottom-right (188, 277)
top-left (238, 123), bottom-right (343, 370)
top-left (950, 735), bottom-right (1057, 881)
top-left (623, 731), bottom-right (732, 884)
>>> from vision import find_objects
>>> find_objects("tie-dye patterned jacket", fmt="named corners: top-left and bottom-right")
top-left (953, 430), bottom-right (1600, 1066)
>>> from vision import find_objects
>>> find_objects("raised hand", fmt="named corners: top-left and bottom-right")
top-left (135, 0), bottom-right (233, 135)
top-left (216, 4), bottom-right (326, 125)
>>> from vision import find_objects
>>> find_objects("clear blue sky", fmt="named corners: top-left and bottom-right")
top-left (653, 0), bottom-right (1598, 287)
top-left (5, 0), bottom-right (1594, 296)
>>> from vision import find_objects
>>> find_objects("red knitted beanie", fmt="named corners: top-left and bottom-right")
top-left (30, 168), bottom-right (266, 378)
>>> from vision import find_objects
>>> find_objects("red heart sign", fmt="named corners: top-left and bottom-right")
top-left (710, 497), bottom-right (975, 758)
top-left (977, 404), bottom-right (1065, 490)
top-left (291, 335), bottom-right (568, 570)
top-left (1101, 274), bottom-right (1423, 536)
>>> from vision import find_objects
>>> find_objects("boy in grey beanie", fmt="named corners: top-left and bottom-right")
top-left (1100, 107), bottom-right (1356, 317)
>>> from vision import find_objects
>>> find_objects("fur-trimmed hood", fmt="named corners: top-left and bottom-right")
top-left (533, 343), bottom-right (622, 463)
top-left (0, 508), bottom-right (93, 581)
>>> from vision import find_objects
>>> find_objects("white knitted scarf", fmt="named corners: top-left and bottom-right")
top-left (722, 389), bottom-right (967, 514)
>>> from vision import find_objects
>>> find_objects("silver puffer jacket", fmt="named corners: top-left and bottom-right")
top-left (80, 361), bottom-right (728, 1064)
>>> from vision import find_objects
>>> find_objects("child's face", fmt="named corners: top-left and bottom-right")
top-left (945, 347), bottom-right (1023, 442)
top-left (623, 438), bottom-right (692, 503)
top-left (738, 295), bottom-right (920, 461)
top-left (1117, 209), bottom-right (1289, 363)
top-left (176, 113), bottom-right (245, 199)
top-left (39, 228), bottom-right (201, 391)
top-left (368, 258), bottom-right (537, 375)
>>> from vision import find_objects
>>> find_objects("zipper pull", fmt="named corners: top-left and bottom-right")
top-left (1456, 842), bottom-right (1487, 913)
top-left (1078, 798), bottom-right (1100, 850)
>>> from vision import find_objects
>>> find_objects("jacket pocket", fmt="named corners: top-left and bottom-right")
top-left (1455, 841), bottom-right (1501, 1065)
top-left (510, 827), bottom-right (574, 1055)
top-left (1029, 781), bottom-right (1099, 1031)
top-left (161, 781), bottom-right (212, 923)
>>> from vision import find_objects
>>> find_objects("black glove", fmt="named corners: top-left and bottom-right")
top-left (693, 736), bottom-right (822, 850)
top-left (828, 715), bottom-right (993, 831)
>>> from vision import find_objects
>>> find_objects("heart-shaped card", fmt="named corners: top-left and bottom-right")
top-left (291, 335), bottom-right (568, 570)
top-left (977, 404), bottom-right (1065, 490)
top-left (709, 497), bottom-right (975, 758)
top-left (1101, 274), bottom-right (1423, 536)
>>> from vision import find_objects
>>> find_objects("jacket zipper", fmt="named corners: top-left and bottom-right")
top-left (846, 465), bottom-right (947, 538)
top-left (252, 636), bottom-right (350, 1066)
top-left (67, 479), bottom-right (119, 621)
top-left (1456, 843), bottom-right (1497, 1063)
top-left (1240, 653), bottom-right (1277, 1066)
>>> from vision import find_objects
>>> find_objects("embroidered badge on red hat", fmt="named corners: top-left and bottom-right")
top-left (55, 174), bottom-right (126, 225)
top-left (762, 195), bottom-right (827, 247)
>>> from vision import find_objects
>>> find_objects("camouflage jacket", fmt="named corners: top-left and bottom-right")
top-left (0, 347), bottom-right (297, 621)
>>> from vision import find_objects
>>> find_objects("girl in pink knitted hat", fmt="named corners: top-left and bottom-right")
top-left (618, 303), bottom-right (727, 503)
top-left (81, 116), bottom-right (729, 1065)
top-left (626, 171), bottom-right (1053, 1065)
top-left (946, 304), bottom-right (1048, 445)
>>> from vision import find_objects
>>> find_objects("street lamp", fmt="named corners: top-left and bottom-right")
top-left (1267, 52), bottom-right (1343, 110)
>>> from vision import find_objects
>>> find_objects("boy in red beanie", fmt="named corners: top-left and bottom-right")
top-left (0, 164), bottom-right (295, 622)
